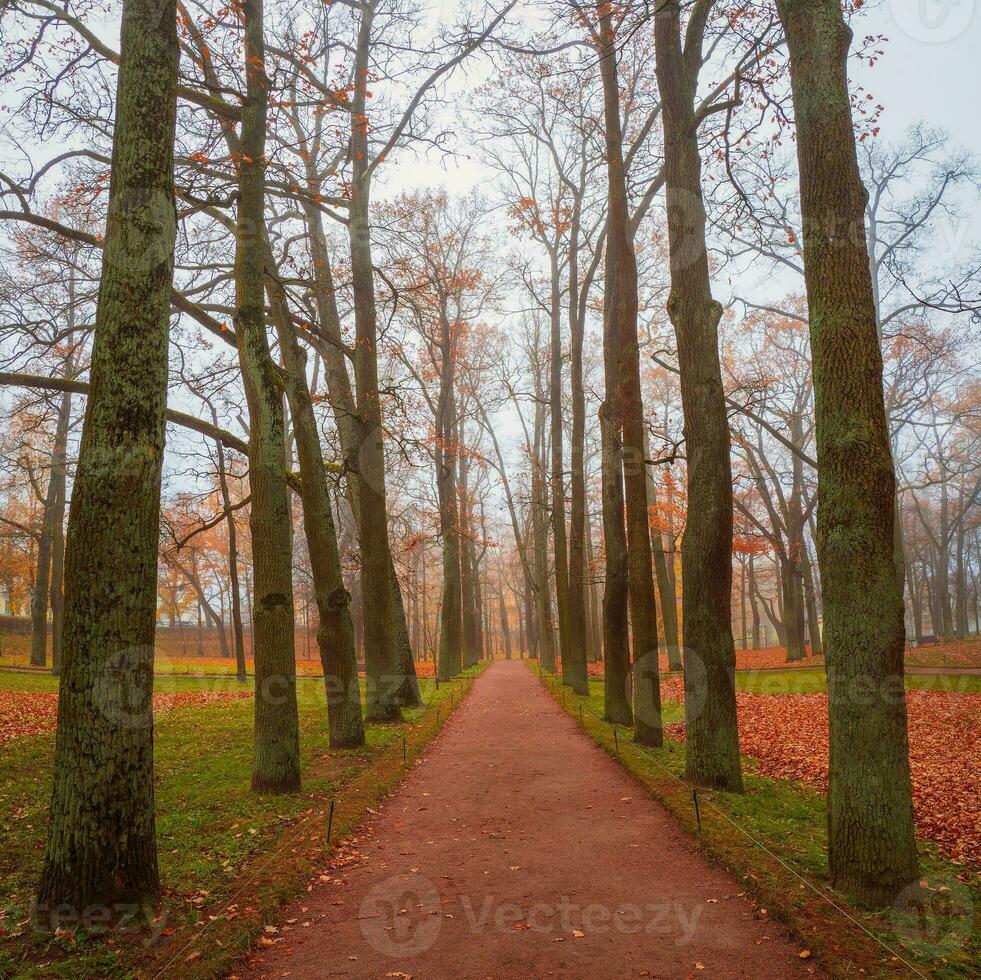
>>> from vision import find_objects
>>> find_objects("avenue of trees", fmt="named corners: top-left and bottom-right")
top-left (0, 0), bottom-right (978, 921)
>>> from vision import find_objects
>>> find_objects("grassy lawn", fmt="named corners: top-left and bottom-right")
top-left (0, 664), bottom-right (482, 978)
top-left (735, 667), bottom-right (981, 695)
top-left (538, 670), bottom-right (979, 980)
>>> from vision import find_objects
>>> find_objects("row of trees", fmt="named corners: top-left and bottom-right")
top-left (0, 0), bottom-right (978, 924)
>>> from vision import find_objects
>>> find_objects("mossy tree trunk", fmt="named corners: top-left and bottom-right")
top-left (548, 253), bottom-right (572, 684)
top-left (565, 214), bottom-right (591, 695)
top-left (212, 421), bottom-right (247, 681)
top-left (436, 314), bottom-right (463, 680)
top-left (30, 462), bottom-right (56, 667)
top-left (48, 383), bottom-right (72, 676)
top-left (36, 0), bottom-right (179, 917)
top-left (458, 418), bottom-right (480, 670)
top-left (654, 0), bottom-right (742, 791)
top-left (596, 5), bottom-right (632, 727)
top-left (235, 0), bottom-right (300, 792)
top-left (266, 268), bottom-right (365, 748)
top-left (622, 281), bottom-right (663, 748)
top-left (777, 0), bottom-right (918, 906)
top-left (644, 433), bottom-right (682, 670)
top-left (301, 195), bottom-right (419, 707)
top-left (349, 2), bottom-right (400, 720)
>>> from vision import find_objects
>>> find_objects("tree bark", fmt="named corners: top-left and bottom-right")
top-left (212, 411), bottom-right (247, 681)
top-left (436, 349), bottom-right (463, 680)
top-left (349, 2), bottom-right (401, 720)
top-left (532, 400), bottom-right (557, 671)
top-left (301, 198), bottom-right (419, 707)
top-left (596, 5), bottom-right (632, 727)
top-left (30, 459), bottom-right (56, 667)
top-left (548, 253), bottom-right (573, 684)
top-left (655, 0), bottom-right (742, 790)
top-left (802, 547), bottom-right (823, 656)
top-left (48, 418), bottom-right (69, 676)
top-left (458, 422), bottom-right (480, 670)
top-left (36, 0), bottom-right (178, 916)
top-left (235, 0), bottom-right (300, 792)
top-left (566, 215), bottom-right (590, 694)
top-left (267, 268), bottom-right (365, 747)
top-left (777, 0), bottom-right (919, 905)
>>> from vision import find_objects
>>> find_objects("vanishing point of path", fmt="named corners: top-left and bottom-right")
top-left (241, 661), bottom-right (819, 979)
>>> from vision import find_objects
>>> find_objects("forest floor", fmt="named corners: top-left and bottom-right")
top-left (553, 671), bottom-right (979, 979)
top-left (3, 632), bottom-right (979, 678)
top-left (0, 632), bottom-right (441, 680)
top-left (0, 666), bottom-right (481, 978)
top-left (1, 645), bottom-right (978, 977)
top-left (239, 659), bottom-right (819, 980)
top-left (656, 676), bottom-right (981, 870)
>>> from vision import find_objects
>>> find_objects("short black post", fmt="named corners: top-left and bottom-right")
top-left (579, 705), bottom-right (583, 725)
top-left (692, 789), bottom-right (701, 833)
top-left (326, 798), bottom-right (337, 850)
top-left (613, 726), bottom-right (620, 760)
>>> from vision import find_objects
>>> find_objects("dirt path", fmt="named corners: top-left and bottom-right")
top-left (240, 661), bottom-right (818, 979)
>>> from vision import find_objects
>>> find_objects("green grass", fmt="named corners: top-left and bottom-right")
top-left (735, 667), bottom-right (981, 695)
top-left (0, 665), bottom-right (481, 978)
top-left (539, 670), bottom-right (980, 980)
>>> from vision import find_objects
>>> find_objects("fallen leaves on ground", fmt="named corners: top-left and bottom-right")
top-left (0, 691), bottom-right (57, 744)
top-left (664, 685), bottom-right (981, 869)
top-left (0, 689), bottom-right (253, 745)
top-left (906, 637), bottom-right (981, 670)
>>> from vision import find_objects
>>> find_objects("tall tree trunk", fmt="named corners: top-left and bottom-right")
top-left (302, 207), bottom-right (419, 706)
top-left (585, 505), bottom-right (603, 663)
top-left (532, 403), bottom-right (557, 671)
top-left (436, 377), bottom-right (463, 680)
top-left (30, 452), bottom-right (57, 667)
top-left (615, 212), bottom-right (663, 741)
top-left (954, 514), bottom-right (969, 638)
top-left (777, 0), bottom-right (919, 905)
top-left (49, 323), bottom-right (76, 676)
top-left (596, 5), bottom-right (632, 727)
top-left (906, 560), bottom-right (923, 643)
top-left (623, 341), bottom-right (662, 743)
top-left (739, 559), bottom-right (748, 651)
top-left (267, 270), bottom-right (365, 747)
top-left (212, 414), bottom-right (247, 681)
top-left (349, 2), bottom-right (400, 720)
top-left (499, 585), bottom-right (513, 661)
top-left (26, 368), bottom-right (74, 669)
top-left (411, 546), bottom-right (422, 656)
top-left (548, 253), bottom-right (573, 684)
top-left (781, 555), bottom-right (807, 662)
top-left (458, 424), bottom-right (479, 669)
top-left (802, 545), bottom-right (823, 656)
top-left (37, 0), bottom-right (178, 915)
top-left (748, 552), bottom-right (762, 650)
top-left (48, 418), bottom-right (69, 676)
top-left (566, 223), bottom-right (590, 693)
top-left (470, 537), bottom-right (485, 664)
top-left (655, 0), bottom-right (742, 790)
top-left (645, 436), bottom-right (682, 668)
top-left (236, 0), bottom-right (300, 792)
